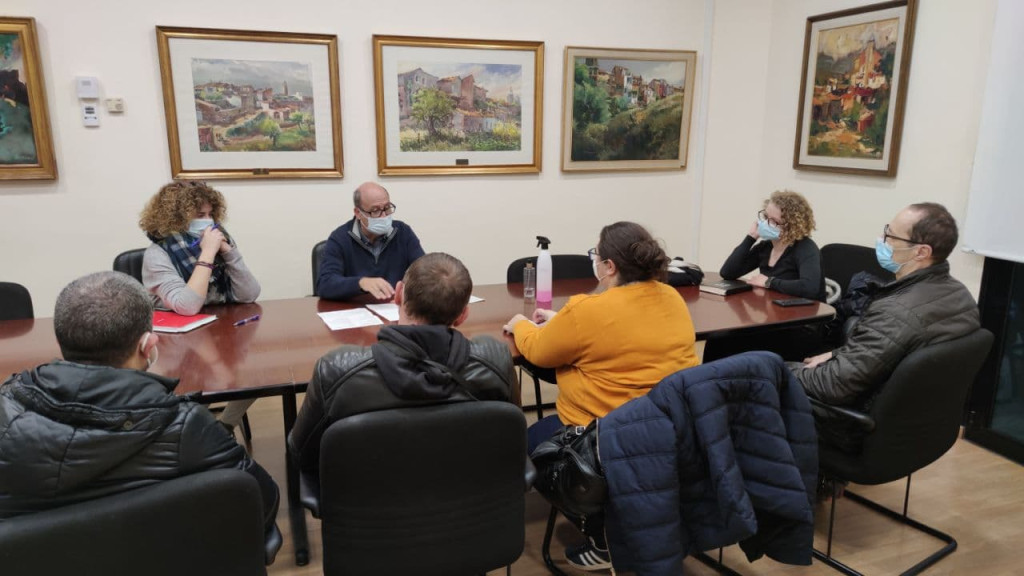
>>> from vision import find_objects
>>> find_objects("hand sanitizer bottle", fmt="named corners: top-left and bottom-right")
top-left (536, 236), bottom-right (552, 304)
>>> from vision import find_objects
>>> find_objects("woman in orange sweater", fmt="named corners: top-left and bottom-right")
top-left (504, 221), bottom-right (700, 569)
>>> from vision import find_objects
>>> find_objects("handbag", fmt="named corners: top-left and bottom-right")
top-left (530, 420), bottom-right (607, 517)
top-left (666, 257), bottom-right (705, 287)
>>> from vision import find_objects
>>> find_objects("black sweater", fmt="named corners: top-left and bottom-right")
top-left (720, 236), bottom-right (825, 301)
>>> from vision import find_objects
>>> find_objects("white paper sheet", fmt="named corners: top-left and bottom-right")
top-left (366, 303), bottom-right (400, 322)
top-left (317, 308), bottom-right (383, 331)
top-left (469, 295), bottom-right (484, 304)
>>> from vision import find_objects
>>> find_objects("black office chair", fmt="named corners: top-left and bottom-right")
top-left (811, 329), bottom-right (993, 576)
top-left (308, 401), bottom-right (526, 576)
top-left (0, 469), bottom-right (274, 576)
top-left (820, 243), bottom-right (894, 297)
top-left (112, 248), bottom-right (148, 283)
top-left (312, 240), bottom-right (327, 297)
top-left (0, 282), bottom-right (33, 321)
top-left (506, 254), bottom-right (593, 419)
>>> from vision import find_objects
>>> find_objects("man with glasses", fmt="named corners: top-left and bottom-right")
top-left (788, 203), bottom-right (979, 449)
top-left (317, 181), bottom-right (425, 301)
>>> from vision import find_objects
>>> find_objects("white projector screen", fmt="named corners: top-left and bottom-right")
top-left (963, 0), bottom-right (1024, 264)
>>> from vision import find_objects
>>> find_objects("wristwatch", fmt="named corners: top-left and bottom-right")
top-left (765, 277), bottom-right (773, 290)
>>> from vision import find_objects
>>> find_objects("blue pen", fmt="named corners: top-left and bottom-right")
top-left (189, 223), bottom-right (219, 248)
top-left (233, 314), bottom-right (260, 327)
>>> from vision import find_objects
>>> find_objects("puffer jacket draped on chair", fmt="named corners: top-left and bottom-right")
top-left (597, 351), bottom-right (818, 576)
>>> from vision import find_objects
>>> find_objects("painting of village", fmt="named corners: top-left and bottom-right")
top-left (569, 57), bottom-right (688, 162)
top-left (0, 33), bottom-right (39, 165)
top-left (806, 18), bottom-right (899, 159)
top-left (396, 62), bottom-right (523, 152)
top-left (190, 58), bottom-right (316, 153)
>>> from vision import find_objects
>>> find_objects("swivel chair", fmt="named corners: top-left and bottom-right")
top-left (311, 240), bottom-right (327, 297)
top-left (0, 282), bottom-right (33, 321)
top-left (112, 248), bottom-right (148, 283)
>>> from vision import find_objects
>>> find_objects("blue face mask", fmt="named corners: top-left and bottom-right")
top-left (365, 214), bottom-right (393, 237)
top-left (188, 218), bottom-right (214, 237)
top-left (757, 219), bottom-right (781, 241)
top-left (875, 237), bottom-right (911, 273)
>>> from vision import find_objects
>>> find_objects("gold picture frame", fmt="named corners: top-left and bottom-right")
top-left (372, 34), bottom-right (543, 176)
top-left (793, 0), bottom-right (918, 176)
top-left (156, 26), bottom-right (343, 180)
top-left (560, 46), bottom-right (697, 173)
top-left (0, 17), bottom-right (57, 180)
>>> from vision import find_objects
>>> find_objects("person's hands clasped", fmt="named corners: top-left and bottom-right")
top-left (198, 226), bottom-right (226, 260)
top-left (503, 313), bottom-right (530, 334)
top-left (359, 277), bottom-right (396, 300)
top-left (532, 309), bottom-right (556, 324)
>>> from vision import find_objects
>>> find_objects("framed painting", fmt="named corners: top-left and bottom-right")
top-left (0, 17), bottom-right (57, 180)
top-left (561, 47), bottom-right (697, 173)
top-left (793, 0), bottom-right (918, 176)
top-left (156, 26), bottom-right (343, 180)
top-left (372, 35), bottom-right (543, 176)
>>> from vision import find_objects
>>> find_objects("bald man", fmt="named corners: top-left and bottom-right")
top-left (316, 182), bottom-right (425, 301)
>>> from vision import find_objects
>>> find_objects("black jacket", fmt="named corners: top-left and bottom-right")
top-left (0, 362), bottom-right (278, 534)
top-left (288, 325), bottom-right (519, 491)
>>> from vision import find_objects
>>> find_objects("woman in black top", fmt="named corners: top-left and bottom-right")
top-left (720, 189), bottom-right (825, 301)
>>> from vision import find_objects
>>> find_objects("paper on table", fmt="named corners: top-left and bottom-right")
top-left (317, 308), bottom-right (383, 331)
top-left (366, 303), bottom-right (400, 322)
top-left (469, 295), bottom-right (483, 303)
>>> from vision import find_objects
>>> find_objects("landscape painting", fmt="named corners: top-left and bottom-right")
top-left (396, 61), bottom-right (522, 153)
top-left (157, 26), bottom-right (343, 180)
top-left (0, 18), bottom-right (57, 180)
top-left (374, 35), bottom-right (544, 176)
top-left (794, 0), bottom-right (917, 176)
top-left (191, 58), bottom-right (316, 152)
top-left (561, 47), bottom-right (696, 172)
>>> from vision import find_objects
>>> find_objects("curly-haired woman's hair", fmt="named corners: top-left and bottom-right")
top-left (138, 181), bottom-right (227, 239)
top-left (764, 190), bottom-right (815, 244)
top-left (597, 221), bottom-right (669, 284)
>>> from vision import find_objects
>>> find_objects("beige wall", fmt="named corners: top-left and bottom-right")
top-left (701, 0), bottom-right (997, 297)
top-left (1, 0), bottom-right (997, 315)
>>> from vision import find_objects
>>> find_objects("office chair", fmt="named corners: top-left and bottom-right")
top-left (811, 329), bottom-right (993, 576)
top-left (819, 243), bottom-right (894, 297)
top-left (312, 240), bottom-right (327, 297)
top-left (111, 247), bottom-right (252, 446)
top-left (112, 248), bottom-right (148, 283)
top-left (0, 469), bottom-right (274, 576)
top-left (506, 254), bottom-right (593, 419)
top-left (308, 401), bottom-right (526, 576)
top-left (0, 282), bottom-right (34, 321)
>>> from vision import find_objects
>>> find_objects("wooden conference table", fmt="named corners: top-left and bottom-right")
top-left (0, 278), bottom-right (833, 565)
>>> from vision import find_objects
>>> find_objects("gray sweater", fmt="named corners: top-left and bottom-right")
top-left (142, 244), bottom-right (261, 315)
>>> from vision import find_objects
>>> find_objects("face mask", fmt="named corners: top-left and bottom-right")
top-left (188, 218), bottom-right (214, 237)
top-left (875, 237), bottom-right (914, 273)
top-left (592, 258), bottom-right (608, 283)
top-left (757, 219), bottom-right (781, 241)
top-left (141, 332), bottom-right (158, 370)
top-left (365, 214), bottom-right (394, 237)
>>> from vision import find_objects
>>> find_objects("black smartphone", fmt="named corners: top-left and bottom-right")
top-left (773, 298), bottom-right (817, 307)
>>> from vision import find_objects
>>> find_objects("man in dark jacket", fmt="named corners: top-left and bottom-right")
top-left (316, 181), bottom-right (425, 301)
top-left (289, 252), bottom-right (520, 494)
top-left (787, 203), bottom-right (980, 448)
top-left (0, 271), bottom-right (279, 540)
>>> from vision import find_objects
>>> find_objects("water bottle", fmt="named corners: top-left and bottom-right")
top-left (536, 236), bottom-right (552, 304)
top-left (523, 262), bottom-right (536, 301)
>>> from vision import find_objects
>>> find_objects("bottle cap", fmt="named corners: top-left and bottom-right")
top-left (525, 262), bottom-right (534, 269)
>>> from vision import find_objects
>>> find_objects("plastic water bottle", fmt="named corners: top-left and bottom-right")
top-left (536, 236), bottom-right (552, 304)
top-left (523, 262), bottom-right (536, 301)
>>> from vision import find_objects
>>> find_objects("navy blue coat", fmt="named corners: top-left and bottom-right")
top-left (316, 218), bottom-right (424, 301)
top-left (598, 352), bottom-right (817, 575)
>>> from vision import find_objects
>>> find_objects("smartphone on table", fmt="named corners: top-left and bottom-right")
top-left (772, 298), bottom-right (817, 307)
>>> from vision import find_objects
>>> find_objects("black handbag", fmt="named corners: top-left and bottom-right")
top-left (666, 257), bottom-right (704, 287)
top-left (530, 420), bottom-right (607, 517)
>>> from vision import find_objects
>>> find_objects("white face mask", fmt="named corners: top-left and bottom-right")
top-left (188, 218), bottom-right (214, 237)
top-left (141, 332), bottom-right (158, 370)
top-left (365, 214), bottom-right (394, 237)
top-left (592, 258), bottom-right (608, 283)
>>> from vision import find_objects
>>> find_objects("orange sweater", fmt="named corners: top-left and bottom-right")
top-left (514, 281), bottom-right (700, 426)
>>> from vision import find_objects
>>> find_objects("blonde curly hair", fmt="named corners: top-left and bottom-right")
top-left (764, 190), bottom-right (815, 244)
top-left (139, 181), bottom-right (227, 239)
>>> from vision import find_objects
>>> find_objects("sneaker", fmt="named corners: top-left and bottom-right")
top-left (565, 538), bottom-right (611, 571)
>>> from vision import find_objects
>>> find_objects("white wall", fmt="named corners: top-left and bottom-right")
top-left (0, 0), bottom-right (707, 315)
top-left (701, 0), bottom-right (997, 297)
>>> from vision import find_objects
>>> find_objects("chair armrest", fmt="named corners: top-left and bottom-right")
top-left (808, 397), bottom-right (876, 434)
top-left (299, 471), bottom-right (321, 519)
top-left (524, 455), bottom-right (537, 492)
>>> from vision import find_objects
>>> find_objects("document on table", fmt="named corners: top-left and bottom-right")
top-left (366, 303), bottom-right (400, 322)
top-left (469, 295), bottom-right (483, 303)
top-left (317, 308), bottom-right (383, 331)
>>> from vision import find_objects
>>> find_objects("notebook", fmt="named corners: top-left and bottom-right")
top-left (699, 279), bottom-right (753, 297)
top-left (152, 310), bottom-right (217, 333)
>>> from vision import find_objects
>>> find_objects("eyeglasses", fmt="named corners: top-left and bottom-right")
top-left (358, 203), bottom-right (397, 218)
top-left (757, 210), bottom-right (784, 228)
top-left (587, 248), bottom-right (599, 261)
top-left (882, 224), bottom-right (917, 245)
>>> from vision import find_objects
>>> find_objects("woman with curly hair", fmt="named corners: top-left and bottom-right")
top-left (720, 189), bottom-right (824, 301)
top-left (139, 181), bottom-right (260, 315)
